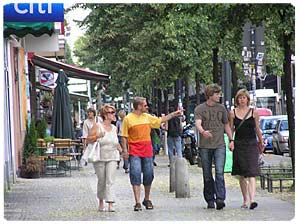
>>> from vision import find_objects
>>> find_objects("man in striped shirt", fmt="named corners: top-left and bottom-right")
top-left (122, 97), bottom-right (182, 211)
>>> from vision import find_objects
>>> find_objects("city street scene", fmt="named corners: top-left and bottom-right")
top-left (3, 2), bottom-right (296, 223)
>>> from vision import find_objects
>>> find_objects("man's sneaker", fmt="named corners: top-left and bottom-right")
top-left (216, 199), bottom-right (225, 210)
top-left (207, 201), bottom-right (215, 209)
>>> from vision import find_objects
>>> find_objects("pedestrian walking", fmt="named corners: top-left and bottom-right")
top-left (166, 106), bottom-right (183, 165)
top-left (116, 109), bottom-right (129, 173)
top-left (121, 97), bottom-right (183, 211)
top-left (86, 104), bottom-right (122, 212)
top-left (229, 89), bottom-right (265, 210)
top-left (194, 83), bottom-right (234, 210)
top-left (82, 108), bottom-right (101, 149)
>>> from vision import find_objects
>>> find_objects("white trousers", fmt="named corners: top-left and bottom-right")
top-left (93, 161), bottom-right (117, 203)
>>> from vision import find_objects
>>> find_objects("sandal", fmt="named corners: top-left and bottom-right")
top-left (98, 207), bottom-right (106, 212)
top-left (134, 203), bottom-right (142, 211)
top-left (241, 204), bottom-right (248, 209)
top-left (108, 207), bottom-right (115, 212)
top-left (142, 199), bottom-right (154, 210)
top-left (250, 202), bottom-right (258, 210)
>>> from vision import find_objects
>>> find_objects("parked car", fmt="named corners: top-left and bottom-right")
top-left (272, 118), bottom-right (289, 155)
top-left (259, 115), bottom-right (287, 151)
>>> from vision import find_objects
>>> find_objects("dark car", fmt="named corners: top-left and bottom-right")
top-left (259, 115), bottom-right (287, 151)
top-left (272, 118), bottom-right (289, 155)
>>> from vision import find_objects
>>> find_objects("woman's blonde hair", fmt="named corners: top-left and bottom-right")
top-left (234, 89), bottom-right (250, 106)
top-left (99, 104), bottom-right (116, 120)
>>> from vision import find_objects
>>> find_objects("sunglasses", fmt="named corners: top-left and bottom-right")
top-left (107, 111), bottom-right (116, 114)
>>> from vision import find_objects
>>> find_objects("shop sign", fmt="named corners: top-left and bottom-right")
top-left (4, 3), bottom-right (64, 22)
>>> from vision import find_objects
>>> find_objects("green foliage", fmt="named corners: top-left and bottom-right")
top-left (36, 117), bottom-right (47, 139)
top-left (22, 118), bottom-right (38, 166)
top-left (44, 135), bottom-right (54, 143)
top-left (42, 92), bottom-right (53, 102)
top-left (70, 3), bottom-right (294, 99)
top-left (64, 42), bottom-right (75, 65)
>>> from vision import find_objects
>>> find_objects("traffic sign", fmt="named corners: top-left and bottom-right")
top-left (40, 70), bottom-right (55, 87)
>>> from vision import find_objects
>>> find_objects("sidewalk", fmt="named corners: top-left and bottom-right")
top-left (4, 155), bottom-right (295, 221)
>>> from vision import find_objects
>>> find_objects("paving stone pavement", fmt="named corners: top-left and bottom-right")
top-left (3, 155), bottom-right (295, 222)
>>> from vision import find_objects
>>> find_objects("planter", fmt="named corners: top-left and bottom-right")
top-left (25, 171), bottom-right (40, 179)
top-left (20, 166), bottom-right (40, 179)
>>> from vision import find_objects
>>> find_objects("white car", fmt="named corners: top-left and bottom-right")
top-left (272, 118), bottom-right (289, 155)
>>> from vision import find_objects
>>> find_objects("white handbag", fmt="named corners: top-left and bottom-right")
top-left (87, 140), bottom-right (101, 162)
top-left (81, 124), bottom-right (104, 164)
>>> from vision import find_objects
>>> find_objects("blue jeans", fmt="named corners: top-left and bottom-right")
top-left (129, 156), bottom-right (154, 186)
top-left (167, 136), bottom-right (183, 161)
top-left (199, 147), bottom-right (226, 203)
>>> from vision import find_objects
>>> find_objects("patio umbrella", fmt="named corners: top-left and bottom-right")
top-left (51, 69), bottom-right (74, 139)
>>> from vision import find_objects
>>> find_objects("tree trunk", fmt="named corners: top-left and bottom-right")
top-left (152, 80), bottom-right (158, 113)
top-left (157, 89), bottom-right (162, 116)
top-left (175, 80), bottom-right (179, 107)
top-left (29, 63), bottom-right (37, 119)
top-left (163, 89), bottom-right (169, 115)
top-left (184, 75), bottom-right (190, 123)
top-left (213, 48), bottom-right (219, 84)
top-left (283, 33), bottom-right (295, 178)
top-left (230, 60), bottom-right (238, 99)
top-left (195, 72), bottom-right (201, 105)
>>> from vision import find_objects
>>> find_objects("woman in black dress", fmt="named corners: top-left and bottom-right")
top-left (229, 89), bottom-right (264, 210)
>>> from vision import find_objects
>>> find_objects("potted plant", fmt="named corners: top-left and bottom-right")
top-left (36, 117), bottom-right (49, 154)
top-left (23, 154), bottom-right (42, 178)
top-left (44, 135), bottom-right (54, 144)
top-left (36, 116), bottom-right (48, 139)
top-left (21, 118), bottom-right (41, 178)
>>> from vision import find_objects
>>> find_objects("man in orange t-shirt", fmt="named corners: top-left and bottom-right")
top-left (122, 97), bottom-right (182, 211)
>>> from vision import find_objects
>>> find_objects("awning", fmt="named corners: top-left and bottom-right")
top-left (32, 55), bottom-right (110, 82)
top-left (4, 22), bottom-right (54, 38)
top-left (36, 83), bottom-right (90, 102)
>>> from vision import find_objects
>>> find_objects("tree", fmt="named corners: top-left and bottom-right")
top-left (239, 4), bottom-right (295, 177)
top-left (22, 118), bottom-right (38, 166)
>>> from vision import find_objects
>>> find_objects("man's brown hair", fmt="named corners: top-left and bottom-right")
top-left (133, 97), bottom-right (146, 110)
top-left (205, 84), bottom-right (222, 99)
top-left (87, 107), bottom-right (96, 117)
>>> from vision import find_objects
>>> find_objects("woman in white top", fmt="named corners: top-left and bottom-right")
top-left (86, 104), bottom-right (122, 212)
top-left (82, 108), bottom-right (98, 148)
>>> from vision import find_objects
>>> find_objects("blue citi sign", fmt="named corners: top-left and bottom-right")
top-left (4, 3), bottom-right (64, 22)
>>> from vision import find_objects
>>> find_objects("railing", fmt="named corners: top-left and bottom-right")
top-left (259, 166), bottom-right (294, 192)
